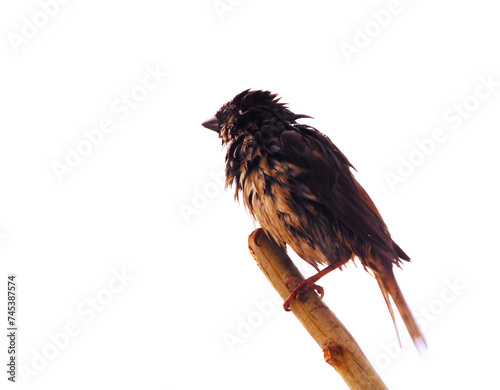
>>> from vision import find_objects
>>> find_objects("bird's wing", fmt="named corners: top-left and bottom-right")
top-left (278, 125), bottom-right (403, 261)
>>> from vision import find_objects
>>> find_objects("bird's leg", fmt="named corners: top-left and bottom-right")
top-left (283, 263), bottom-right (338, 311)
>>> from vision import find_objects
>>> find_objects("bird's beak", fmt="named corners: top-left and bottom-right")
top-left (202, 116), bottom-right (220, 132)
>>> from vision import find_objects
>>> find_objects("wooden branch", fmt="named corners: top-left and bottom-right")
top-left (248, 228), bottom-right (388, 390)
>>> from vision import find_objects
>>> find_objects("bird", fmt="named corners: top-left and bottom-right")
top-left (202, 89), bottom-right (426, 349)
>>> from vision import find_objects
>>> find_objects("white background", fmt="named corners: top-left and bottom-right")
top-left (1, 1), bottom-right (499, 389)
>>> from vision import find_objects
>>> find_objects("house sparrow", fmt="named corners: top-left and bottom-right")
top-left (202, 89), bottom-right (426, 349)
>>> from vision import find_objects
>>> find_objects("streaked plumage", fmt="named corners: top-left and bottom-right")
top-left (202, 89), bottom-right (426, 349)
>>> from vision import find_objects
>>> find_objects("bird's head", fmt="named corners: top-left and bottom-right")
top-left (202, 89), bottom-right (309, 145)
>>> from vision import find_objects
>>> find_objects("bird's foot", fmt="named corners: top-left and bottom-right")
top-left (283, 278), bottom-right (325, 312)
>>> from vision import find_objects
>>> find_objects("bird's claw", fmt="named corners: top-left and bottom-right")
top-left (283, 278), bottom-right (325, 311)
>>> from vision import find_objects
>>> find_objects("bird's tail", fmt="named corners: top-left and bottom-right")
top-left (375, 269), bottom-right (427, 351)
